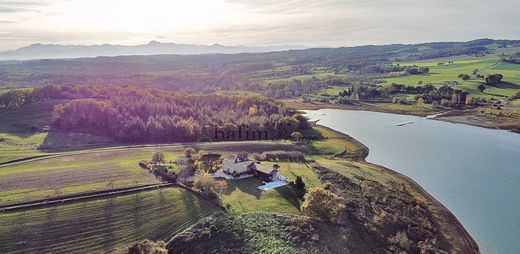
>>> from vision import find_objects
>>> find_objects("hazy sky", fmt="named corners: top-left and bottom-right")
top-left (1, 0), bottom-right (519, 51)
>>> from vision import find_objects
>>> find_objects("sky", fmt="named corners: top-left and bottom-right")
top-left (1, 0), bottom-right (520, 51)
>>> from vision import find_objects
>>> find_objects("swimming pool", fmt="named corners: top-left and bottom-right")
top-left (258, 181), bottom-right (288, 191)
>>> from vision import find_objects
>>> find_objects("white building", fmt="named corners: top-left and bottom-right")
top-left (222, 154), bottom-right (254, 175)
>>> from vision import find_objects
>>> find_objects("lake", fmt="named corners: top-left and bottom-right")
top-left (304, 109), bottom-right (520, 254)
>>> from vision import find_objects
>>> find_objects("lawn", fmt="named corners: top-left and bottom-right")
top-left (219, 160), bottom-right (322, 215)
top-left (0, 188), bottom-right (219, 254)
top-left (220, 177), bottom-right (304, 215)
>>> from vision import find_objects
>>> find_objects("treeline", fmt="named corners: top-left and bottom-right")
top-left (336, 83), bottom-right (468, 103)
top-left (48, 85), bottom-right (308, 142)
top-left (261, 77), bottom-right (346, 99)
top-left (501, 52), bottom-right (520, 64)
top-left (253, 150), bottom-right (306, 162)
top-left (0, 84), bottom-right (95, 109)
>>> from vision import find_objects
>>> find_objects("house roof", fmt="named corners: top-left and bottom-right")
top-left (236, 160), bottom-right (254, 168)
top-left (223, 154), bottom-right (249, 163)
top-left (253, 163), bottom-right (276, 175)
top-left (223, 154), bottom-right (238, 162)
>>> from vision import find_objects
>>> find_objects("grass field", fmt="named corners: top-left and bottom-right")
top-left (258, 72), bottom-right (347, 84)
top-left (318, 86), bottom-right (348, 96)
top-left (302, 126), bottom-right (367, 157)
top-left (385, 56), bottom-right (520, 99)
top-left (0, 188), bottom-right (219, 254)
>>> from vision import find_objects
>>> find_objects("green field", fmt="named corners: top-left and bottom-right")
top-left (384, 56), bottom-right (520, 99)
top-left (318, 86), bottom-right (347, 96)
top-left (262, 72), bottom-right (347, 84)
top-left (0, 188), bottom-right (219, 254)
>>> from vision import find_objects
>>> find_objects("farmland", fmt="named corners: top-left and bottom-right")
top-left (383, 56), bottom-right (520, 99)
top-left (0, 149), bottom-right (166, 205)
top-left (0, 188), bottom-right (219, 253)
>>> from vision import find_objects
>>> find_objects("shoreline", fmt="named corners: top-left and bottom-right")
top-left (288, 100), bottom-right (520, 134)
top-left (310, 125), bottom-right (480, 253)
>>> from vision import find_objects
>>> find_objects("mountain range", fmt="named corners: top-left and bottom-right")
top-left (0, 41), bottom-right (305, 61)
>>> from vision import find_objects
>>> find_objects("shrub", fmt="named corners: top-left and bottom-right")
top-left (259, 150), bottom-right (306, 162)
top-left (151, 151), bottom-right (165, 164)
top-left (127, 240), bottom-right (167, 254)
top-left (301, 187), bottom-right (345, 223)
top-left (193, 173), bottom-right (215, 192)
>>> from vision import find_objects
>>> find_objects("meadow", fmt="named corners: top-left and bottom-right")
top-left (0, 188), bottom-right (219, 254)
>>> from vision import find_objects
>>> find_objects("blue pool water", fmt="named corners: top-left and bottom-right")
top-left (258, 181), bottom-right (288, 190)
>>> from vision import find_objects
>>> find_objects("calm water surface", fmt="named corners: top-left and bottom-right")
top-left (304, 109), bottom-right (520, 254)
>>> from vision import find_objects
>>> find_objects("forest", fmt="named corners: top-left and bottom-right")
top-left (1, 84), bottom-right (309, 142)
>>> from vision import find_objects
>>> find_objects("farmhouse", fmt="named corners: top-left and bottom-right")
top-left (222, 154), bottom-right (253, 175)
top-left (221, 154), bottom-right (282, 181)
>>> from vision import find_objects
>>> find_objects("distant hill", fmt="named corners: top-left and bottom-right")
top-left (0, 41), bottom-right (305, 61)
top-left (1, 38), bottom-right (519, 90)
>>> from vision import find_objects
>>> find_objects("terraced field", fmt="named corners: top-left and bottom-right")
top-left (0, 188), bottom-right (219, 254)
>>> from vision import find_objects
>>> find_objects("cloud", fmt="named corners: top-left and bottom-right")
top-left (0, 0), bottom-right (51, 13)
top-left (1, 0), bottom-right (520, 50)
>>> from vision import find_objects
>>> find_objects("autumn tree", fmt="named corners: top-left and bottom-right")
top-left (183, 147), bottom-right (197, 159)
top-left (177, 158), bottom-right (194, 183)
top-left (290, 131), bottom-right (303, 141)
top-left (193, 173), bottom-right (215, 192)
top-left (126, 240), bottom-right (168, 254)
top-left (416, 97), bottom-right (425, 107)
top-left (465, 95), bottom-right (474, 105)
top-left (301, 187), bottom-right (345, 223)
top-left (214, 180), bottom-right (228, 198)
top-left (152, 152), bottom-right (165, 164)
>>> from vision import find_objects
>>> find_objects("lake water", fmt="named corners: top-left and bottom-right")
top-left (304, 109), bottom-right (520, 254)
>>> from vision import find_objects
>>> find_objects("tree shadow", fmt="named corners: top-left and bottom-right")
top-left (231, 178), bottom-right (263, 200)
top-left (275, 185), bottom-right (304, 211)
top-left (39, 130), bottom-right (116, 152)
top-left (495, 81), bottom-right (520, 90)
top-left (102, 196), bottom-right (117, 253)
top-left (482, 91), bottom-right (508, 98)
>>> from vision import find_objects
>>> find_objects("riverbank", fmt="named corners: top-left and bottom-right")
top-left (309, 125), bottom-right (480, 253)
top-left (285, 99), bottom-right (520, 133)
